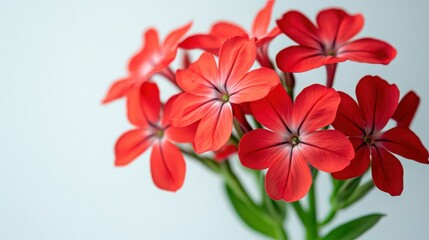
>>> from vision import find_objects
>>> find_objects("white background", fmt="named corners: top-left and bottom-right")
top-left (1, 0), bottom-right (428, 239)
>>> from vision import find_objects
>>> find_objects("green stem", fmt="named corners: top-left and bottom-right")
top-left (180, 148), bottom-right (220, 173)
top-left (220, 161), bottom-right (256, 208)
top-left (291, 201), bottom-right (307, 224)
top-left (320, 207), bottom-right (337, 226)
top-left (307, 168), bottom-right (319, 240)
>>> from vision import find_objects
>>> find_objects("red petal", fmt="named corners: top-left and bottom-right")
top-left (338, 38), bottom-right (397, 65)
top-left (250, 84), bottom-right (293, 133)
top-left (229, 67), bottom-right (279, 103)
top-left (129, 29), bottom-right (160, 72)
top-left (170, 93), bottom-right (216, 127)
top-left (276, 46), bottom-right (345, 73)
top-left (219, 37), bottom-right (256, 87)
top-left (316, 9), bottom-right (363, 46)
top-left (371, 147), bottom-right (403, 196)
top-left (150, 140), bottom-right (186, 191)
top-left (392, 91), bottom-right (420, 128)
top-left (194, 102), bottom-right (233, 153)
top-left (356, 76), bottom-right (399, 133)
top-left (179, 34), bottom-right (221, 55)
top-left (162, 95), bottom-right (198, 143)
top-left (297, 130), bottom-right (354, 172)
top-left (251, 0), bottom-right (274, 38)
top-left (332, 144), bottom-right (370, 180)
top-left (176, 52), bottom-right (219, 96)
top-left (102, 78), bottom-right (132, 104)
top-left (239, 129), bottom-right (289, 170)
top-left (276, 11), bottom-right (320, 48)
top-left (214, 144), bottom-right (238, 162)
top-left (293, 84), bottom-right (340, 133)
top-left (126, 82), bottom-right (160, 126)
top-left (210, 22), bottom-right (247, 41)
top-left (115, 129), bottom-right (155, 166)
top-left (379, 127), bottom-right (429, 164)
top-left (265, 149), bottom-right (312, 202)
top-left (332, 92), bottom-right (365, 137)
top-left (163, 22), bottom-right (192, 51)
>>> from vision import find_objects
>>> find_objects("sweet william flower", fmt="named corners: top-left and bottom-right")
top-left (239, 84), bottom-right (354, 202)
top-left (115, 82), bottom-right (197, 191)
top-left (275, 8), bottom-right (396, 86)
top-left (179, 0), bottom-right (280, 56)
top-left (103, 22), bottom-right (192, 104)
top-left (332, 76), bottom-right (429, 196)
top-left (171, 37), bottom-right (279, 153)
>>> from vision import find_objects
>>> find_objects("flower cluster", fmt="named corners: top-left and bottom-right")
top-left (104, 0), bottom-right (428, 203)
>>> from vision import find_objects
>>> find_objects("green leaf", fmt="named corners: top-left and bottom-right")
top-left (258, 173), bottom-right (287, 222)
top-left (340, 180), bottom-right (375, 209)
top-left (224, 183), bottom-right (277, 238)
top-left (336, 177), bottom-right (362, 204)
top-left (322, 213), bottom-right (385, 240)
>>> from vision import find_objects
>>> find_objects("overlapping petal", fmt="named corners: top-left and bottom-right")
top-left (338, 38), bottom-right (397, 65)
top-left (379, 127), bottom-right (429, 164)
top-left (332, 144), bottom-right (371, 180)
top-left (170, 93), bottom-right (216, 127)
top-left (356, 76), bottom-right (399, 133)
top-left (252, 0), bottom-right (275, 37)
top-left (371, 147), bottom-right (404, 196)
top-left (115, 129), bottom-right (155, 166)
top-left (297, 130), bottom-right (354, 172)
top-left (276, 46), bottom-right (345, 72)
top-left (332, 92), bottom-right (365, 137)
top-left (102, 78), bottom-right (132, 104)
top-left (265, 149), bottom-right (312, 202)
top-left (150, 140), bottom-right (186, 191)
top-left (276, 11), bottom-right (319, 48)
top-left (392, 91), bottom-right (420, 127)
top-left (126, 82), bottom-right (161, 126)
top-left (229, 67), bottom-right (279, 103)
top-left (219, 37), bottom-right (256, 87)
top-left (194, 102), bottom-right (233, 153)
top-left (293, 84), bottom-right (341, 133)
top-left (250, 84), bottom-right (293, 133)
top-left (239, 129), bottom-right (290, 170)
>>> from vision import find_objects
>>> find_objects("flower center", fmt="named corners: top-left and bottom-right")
top-left (156, 129), bottom-right (164, 139)
top-left (364, 135), bottom-right (374, 145)
top-left (221, 93), bottom-right (230, 102)
top-left (325, 49), bottom-right (336, 56)
top-left (290, 136), bottom-right (300, 146)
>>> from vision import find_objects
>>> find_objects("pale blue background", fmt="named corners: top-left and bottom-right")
top-left (1, 0), bottom-right (428, 239)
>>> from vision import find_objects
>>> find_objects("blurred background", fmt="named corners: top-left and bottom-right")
top-left (1, 0), bottom-right (428, 239)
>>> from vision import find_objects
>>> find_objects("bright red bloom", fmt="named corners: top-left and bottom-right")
top-left (392, 91), bottom-right (420, 128)
top-left (103, 23), bottom-right (192, 104)
top-left (171, 37), bottom-right (279, 153)
top-left (275, 8), bottom-right (397, 73)
top-left (332, 76), bottom-right (428, 196)
top-left (179, 0), bottom-right (280, 55)
top-left (239, 84), bottom-right (354, 202)
top-left (115, 82), bottom-right (196, 191)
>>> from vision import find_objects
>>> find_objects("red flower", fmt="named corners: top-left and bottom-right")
top-left (332, 76), bottom-right (428, 196)
top-left (115, 82), bottom-right (196, 191)
top-left (103, 23), bottom-right (192, 104)
top-left (275, 9), bottom-right (396, 73)
top-left (179, 0), bottom-right (280, 55)
top-left (214, 144), bottom-right (238, 162)
top-left (171, 37), bottom-right (279, 153)
top-left (239, 84), bottom-right (354, 202)
top-left (392, 91), bottom-right (420, 128)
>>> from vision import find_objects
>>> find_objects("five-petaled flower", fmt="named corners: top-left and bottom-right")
top-left (115, 82), bottom-right (197, 191)
top-left (275, 8), bottom-right (397, 87)
top-left (179, 0), bottom-right (280, 67)
top-left (171, 37), bottom-right (279, 153)
top-left (332, 76), bottom-right (429, 196)
top-left (239, 84), bottom-right (354, 202)
top-left (103, 22), bottom-right (192, 104)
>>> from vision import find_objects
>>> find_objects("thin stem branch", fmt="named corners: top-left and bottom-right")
top-left (306, 168), bottom-right (319, 240)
